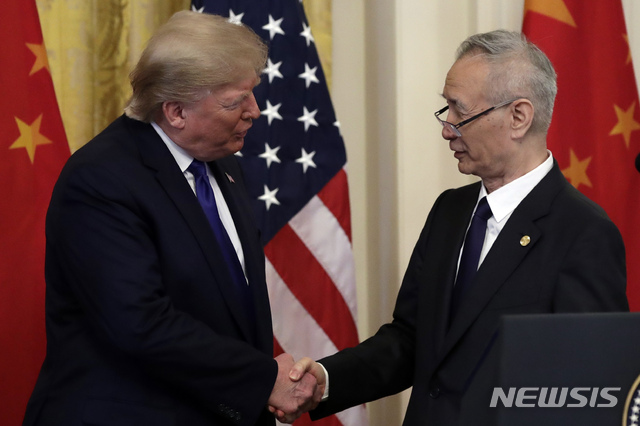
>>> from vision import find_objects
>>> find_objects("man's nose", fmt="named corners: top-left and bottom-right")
top-left (243, 93), bottom-right (260, 120)
top-left (441, 123), bottom-right (458, 140)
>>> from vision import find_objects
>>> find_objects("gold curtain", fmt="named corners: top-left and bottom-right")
top-left (303, 0), bottom-right (333, 90)
top-left (37, 0), bottom-right (332, 153)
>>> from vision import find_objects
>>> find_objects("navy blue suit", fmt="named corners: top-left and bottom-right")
top-left (23, 116), bottom-right (277, 426)
top-left (311, 163), bottom-right (629, 425)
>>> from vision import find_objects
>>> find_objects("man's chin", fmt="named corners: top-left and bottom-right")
top-left (224, 139), bottom-right (245, 157)
top-left (200, 140), bottom-right (245, 161)
top-left (231, 139), bottom-right (245, 154)
top-left (456, 161), bottom-right (474, 176)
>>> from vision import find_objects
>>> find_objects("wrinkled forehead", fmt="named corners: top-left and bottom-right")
top-left (446, 57), bottom-right (489, 96)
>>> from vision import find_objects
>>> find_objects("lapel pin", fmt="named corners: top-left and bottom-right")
top-left (225, 172), bottom-right (235, 184)
top-left (520, 235), bottom-right (531, 247)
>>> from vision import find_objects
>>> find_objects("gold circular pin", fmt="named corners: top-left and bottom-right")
top-left (520, 235), bottom-right (531, 246)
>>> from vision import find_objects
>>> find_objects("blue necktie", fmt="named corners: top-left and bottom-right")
top-left (450, 196), bottom-right (493, 322)
top-left (188, 160), bottom-right (254, 317)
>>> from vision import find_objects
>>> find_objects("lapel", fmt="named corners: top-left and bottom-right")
top-left (209, 158), bottom-right (273, 352)
top-left (432, 183), bottom-right (482, 351)
top-left (126, 117), bottom-right (260, 345)
top-left (439, 162), bottom-right (565, 361)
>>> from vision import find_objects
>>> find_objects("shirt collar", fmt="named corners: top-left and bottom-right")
top-left (151, 121), bottom-right (194, 173)
top-left (480, 150), bottom-right (554, 223)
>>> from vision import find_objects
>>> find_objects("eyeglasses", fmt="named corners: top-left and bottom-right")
top-left (434, 98), bottom-right (520, 137)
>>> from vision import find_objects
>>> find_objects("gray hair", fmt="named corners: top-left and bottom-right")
top-left (124, 11), bottom-right (268, 123)
top-left (456, 29), bottom-right (557, 135)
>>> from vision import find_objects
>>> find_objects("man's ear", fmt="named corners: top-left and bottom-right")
top-left (510, 98), bottom-right (534, 139)
top-left (162, 101), bottom-right (187, 130)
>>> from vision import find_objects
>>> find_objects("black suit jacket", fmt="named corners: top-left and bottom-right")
top-left (23, 116), bottom-right (277, 426)
top-left (312, 162), bottom-right (629, 425)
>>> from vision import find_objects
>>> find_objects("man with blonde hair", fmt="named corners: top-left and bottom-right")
top-left (23, 11), bottom-right (321, 426)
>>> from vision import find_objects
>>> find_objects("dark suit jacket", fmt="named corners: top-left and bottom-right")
top-left (312, 162), bottom-right (629, 426)
top-left (23, 115), bottom-right (277, 426)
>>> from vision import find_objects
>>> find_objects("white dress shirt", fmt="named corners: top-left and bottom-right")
top-left (151, 122), bottom-right (248, 281)
top-left (462, 151), bottom-right (554, 272)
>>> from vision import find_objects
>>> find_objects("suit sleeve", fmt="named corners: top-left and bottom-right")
top-left (47, 160), bottom-right (277, 425)
top-left (310, 190), bottom-right (454, 419)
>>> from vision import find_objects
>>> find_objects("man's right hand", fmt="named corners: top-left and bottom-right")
top-left (289, 357), bottom-right (326, 392)
top-left (267, 354), bottom-right (323, 423)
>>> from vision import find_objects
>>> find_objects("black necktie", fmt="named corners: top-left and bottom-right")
top-left (450, 196), bottom-right (493, 322)
top-left (188, 160), bottom-right (254, 316)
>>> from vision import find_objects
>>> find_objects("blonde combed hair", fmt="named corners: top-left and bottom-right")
top-left (125, 11), bottom-right (268, 123)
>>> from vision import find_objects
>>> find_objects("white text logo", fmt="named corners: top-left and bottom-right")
top-left (490, 387), bottom-right (621, 408)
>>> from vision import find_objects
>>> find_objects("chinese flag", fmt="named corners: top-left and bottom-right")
top-left (523, 0), bottom-right (640, 310)
top-left (0, 1), bottom-right (70, 424)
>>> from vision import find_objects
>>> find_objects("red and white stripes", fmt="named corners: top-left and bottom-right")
top-left (266, 167), bottom-right (367, 426)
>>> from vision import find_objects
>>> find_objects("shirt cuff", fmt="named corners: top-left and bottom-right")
top-left (318, 362), bottom-right (329, 401)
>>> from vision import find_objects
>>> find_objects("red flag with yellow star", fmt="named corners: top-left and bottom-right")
top-left (0, 1), bottom-right (70, 424)
top-left (523, 0), bottom-right (640, 310)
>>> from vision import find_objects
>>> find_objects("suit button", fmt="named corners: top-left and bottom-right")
top-left (429, 387), bottom-right (440, 398)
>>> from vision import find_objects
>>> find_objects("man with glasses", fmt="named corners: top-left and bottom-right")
top-left (280, 30), bottom-right (629, 425)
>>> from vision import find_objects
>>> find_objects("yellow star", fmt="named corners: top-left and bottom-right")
top-left (562, 149), bottom-right (592, 189)
top-left (26, 42), bottom-right (50, 76)
top-left (624, 34), bottom-right (632, 65)
top-left (609, 101), bottom-right (640, 148)
top-left (524, 0), bottom-right (577, 28)
top-left (10, 114), bottom-right (53, 164)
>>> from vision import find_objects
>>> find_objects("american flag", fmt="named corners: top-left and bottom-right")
top-left (190, 1), bottom-right (367, 425)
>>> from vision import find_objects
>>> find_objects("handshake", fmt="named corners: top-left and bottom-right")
top-left (267, 354), bottom-right (325, 423)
